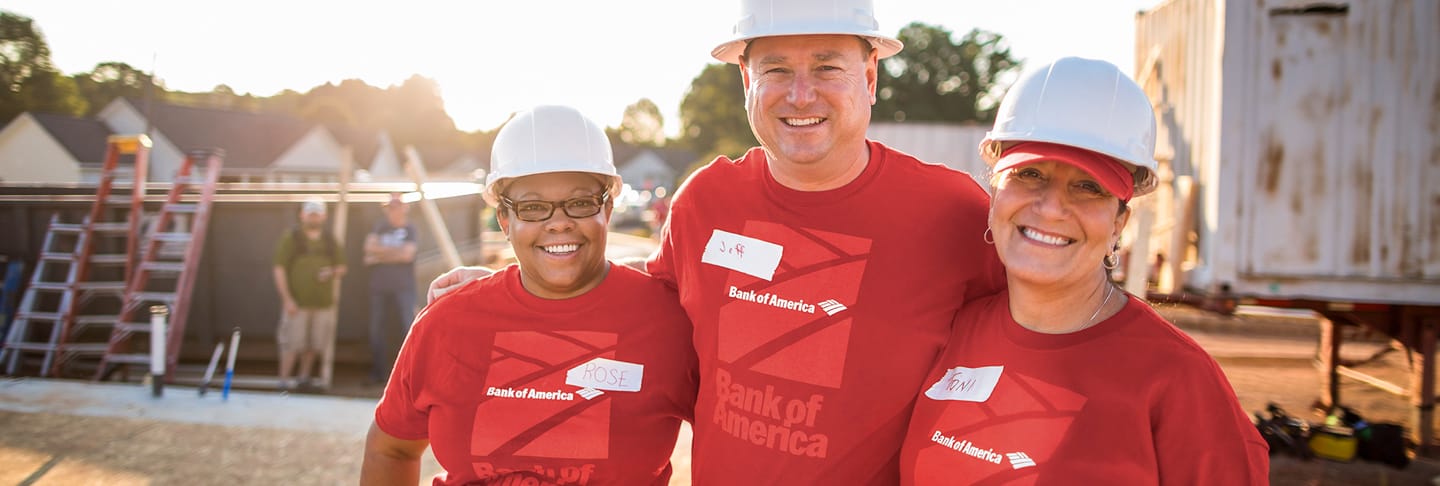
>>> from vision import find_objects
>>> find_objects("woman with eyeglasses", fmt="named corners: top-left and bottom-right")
top-left (899, 58), bottom-right (1269, 485)
top-left (361, 105), bottom-right (697, 485)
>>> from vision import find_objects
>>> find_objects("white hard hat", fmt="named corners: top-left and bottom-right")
top-left (300, 197), bottom-right (326, 215)
top-left (711, 0), bottom-right (903, 64)
top-left (980, 56), bottom-right (1159, 197)
top-left (485, 105), bottom-right (621, 206)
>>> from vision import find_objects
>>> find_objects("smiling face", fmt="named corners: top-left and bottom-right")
top-left (740, 34), bottom-right (877, 173)
top-left (989, 160), bottom-right (1130, 289)
top-left (497, 172), bottom-right (612, 299)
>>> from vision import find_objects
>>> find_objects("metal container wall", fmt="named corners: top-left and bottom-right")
top-left (866, 122), bottom-right (991, 186)
top-left (1136, 0), bottom-right (1440, 305)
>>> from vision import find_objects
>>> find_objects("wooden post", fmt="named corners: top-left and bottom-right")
top-left (1410, 311), bottom-right (1437, 455)
top-left (478, 189), bottom-right (490, 267)
top-left (321, 148), bottom-right (352, 390)
top-left (1161, 176), bottom-right (1196, 293)
top-left (402, 146), bottom-right (463, 269)
top-left (1317, 314), bottom-right (1342, 408)
top-left (1124, 201), bottom-right (1153, 297)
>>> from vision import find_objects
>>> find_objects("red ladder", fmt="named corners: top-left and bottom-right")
top-left (0, 135), bottom-right (151, 376)
top-left (93, 149), bottom-right (223, 381)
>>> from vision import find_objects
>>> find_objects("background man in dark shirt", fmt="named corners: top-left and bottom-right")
top-left (363, 193), bottom-right (417, 383)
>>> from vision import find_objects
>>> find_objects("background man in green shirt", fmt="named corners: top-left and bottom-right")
top-left (271, 197), bottom-right (346, 392)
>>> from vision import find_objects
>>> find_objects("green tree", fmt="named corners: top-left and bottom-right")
top-left (384, 75), bottom-right (459, 148)
top-left (615, 98), bottom-right (665, 147)
top-left (874, 23), bottom-right (1020, 123)
top-left (677, 63), bottom-right (755, 160)
top-left (259, 88), bottom-right (306, 115)
top-left (1, 11), bottom-right (85, 124)
top-left (72, 61), bottom-right (161, 115)
top-left (17, 68), bottom-right (83, 118)
top-left (299, 79), bottom-right (386, 130)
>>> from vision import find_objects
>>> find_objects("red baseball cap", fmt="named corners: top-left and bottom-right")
top-left (995, 142), bottom-right (1136, 201)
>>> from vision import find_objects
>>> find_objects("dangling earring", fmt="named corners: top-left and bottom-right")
top-left (983, 228), bottom-right (994, 245)
top-left (1103, 244), bottom-right (1120, 270)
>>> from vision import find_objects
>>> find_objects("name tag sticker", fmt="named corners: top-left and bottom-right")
top-left (566, 358), bottom-right (644, 400)
top-left (701, 229), bottom-right (784, 281)
top-left (925, 365), bottom-right (1004, 402)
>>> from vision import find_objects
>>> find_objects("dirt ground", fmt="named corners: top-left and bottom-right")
top-left (5, 305), bottom-right (1440, 485)
top-left (1220, 354), bottom-right (1440, 485)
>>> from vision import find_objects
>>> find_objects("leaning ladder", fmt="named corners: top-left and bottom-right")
top-left (0, 134), bottom-right (151, 376)
top-left (93, 149), bottom-right (223, 382)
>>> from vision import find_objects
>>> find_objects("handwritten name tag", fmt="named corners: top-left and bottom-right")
top-left (701, 229), bottom-right (784, 281)
top-left (924, 365), bottom-right (1004, 402)
top-left (566, 357), bottom-right (644, 393)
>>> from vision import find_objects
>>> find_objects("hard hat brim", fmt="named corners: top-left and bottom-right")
top-left (712, 32), bottom-right (902, 64)
top-left (483, 173), bottom-right (622, 208)
top-left (981, 136), bottom-right (1160, 198)
top-left (994, 142), bottom-right (1136, 201)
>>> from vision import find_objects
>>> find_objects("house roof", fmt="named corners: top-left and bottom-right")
top-left (612, 141), bottom-right (699, 174)
top-left (325, 123), bottom-right (388, 171)
top-left (413, 144), bottom-right (489, 174)
top-left (30, 112), bottom-right (113, 163)
top-left (142, 101), bottom-right (314, 169)
top-left (650, 146), bottom-right (701, 174)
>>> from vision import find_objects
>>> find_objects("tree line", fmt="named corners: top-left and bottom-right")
top-left (1, 11), bottom-right (1019, 172)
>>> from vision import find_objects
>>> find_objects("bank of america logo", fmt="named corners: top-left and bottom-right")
top-left (818, 299), bottom-right (848, 316)
top-left (576, 388), bottom-right (604, 400)
top-left (1006, 452), bottom-right (1036, 469)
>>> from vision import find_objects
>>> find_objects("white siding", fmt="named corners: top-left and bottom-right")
top-left (0, 114), bottom-right (82, 183)
top-left (618, 151), bottom-right (678, 192)
top-left (96, 98), bottom-right (183, 181)
top-left (363, 132), bottom-right (401, 182)
top-left (271, 127), bottom-right (345, 181)
top-left (366, 135), bottom-right (407, 182)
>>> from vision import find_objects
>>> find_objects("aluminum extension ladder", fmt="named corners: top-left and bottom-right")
top-left (0, 134), bottom-right (151, 376)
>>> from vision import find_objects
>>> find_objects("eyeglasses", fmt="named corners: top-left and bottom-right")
top-left (500, 194), bottom-right (609, 222)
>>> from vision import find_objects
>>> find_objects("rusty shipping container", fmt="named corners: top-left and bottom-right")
top-left (1134, 0), bottom-right (1439, 306)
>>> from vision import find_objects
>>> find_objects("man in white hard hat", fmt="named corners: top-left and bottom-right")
top-left (652, 2), bottom-right (1003, 482)
top-left (428, 0), bottom-right (1004, 482)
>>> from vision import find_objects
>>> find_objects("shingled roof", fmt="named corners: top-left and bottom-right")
top-left (412, 143), bottom-right (489, 174)
top-left (612, 141), bottom-right (699, 174)
top-left (326, 123), bottom-right (387, 171)
top-left (30, 112), bottom-right (113, 163)
top-left (142, 101), bottom-right (314, 170)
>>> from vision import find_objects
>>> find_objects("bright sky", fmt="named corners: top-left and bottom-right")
top-left (7, 0), bottom-right (1159, 135)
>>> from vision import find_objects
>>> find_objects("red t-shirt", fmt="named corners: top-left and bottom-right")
top-left (900, 291), bottom-right (1270, 485)
top-left (375, 264), bottom-right (698, 486)
top-left (647, 141), bottom-right (1005, 484)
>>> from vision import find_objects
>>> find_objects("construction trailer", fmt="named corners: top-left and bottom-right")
top-left (1134, 0), bottom-right (1439, 449)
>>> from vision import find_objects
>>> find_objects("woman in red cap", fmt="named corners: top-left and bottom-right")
top-left (899, 57), bottom-right (1270, 485)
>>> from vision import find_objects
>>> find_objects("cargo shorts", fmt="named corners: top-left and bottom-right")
top-left (277, 307), bottom-right (336, 354)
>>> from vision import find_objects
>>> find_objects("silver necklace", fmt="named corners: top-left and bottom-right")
top-left (1075, 283), bottom-right (1117, 332)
